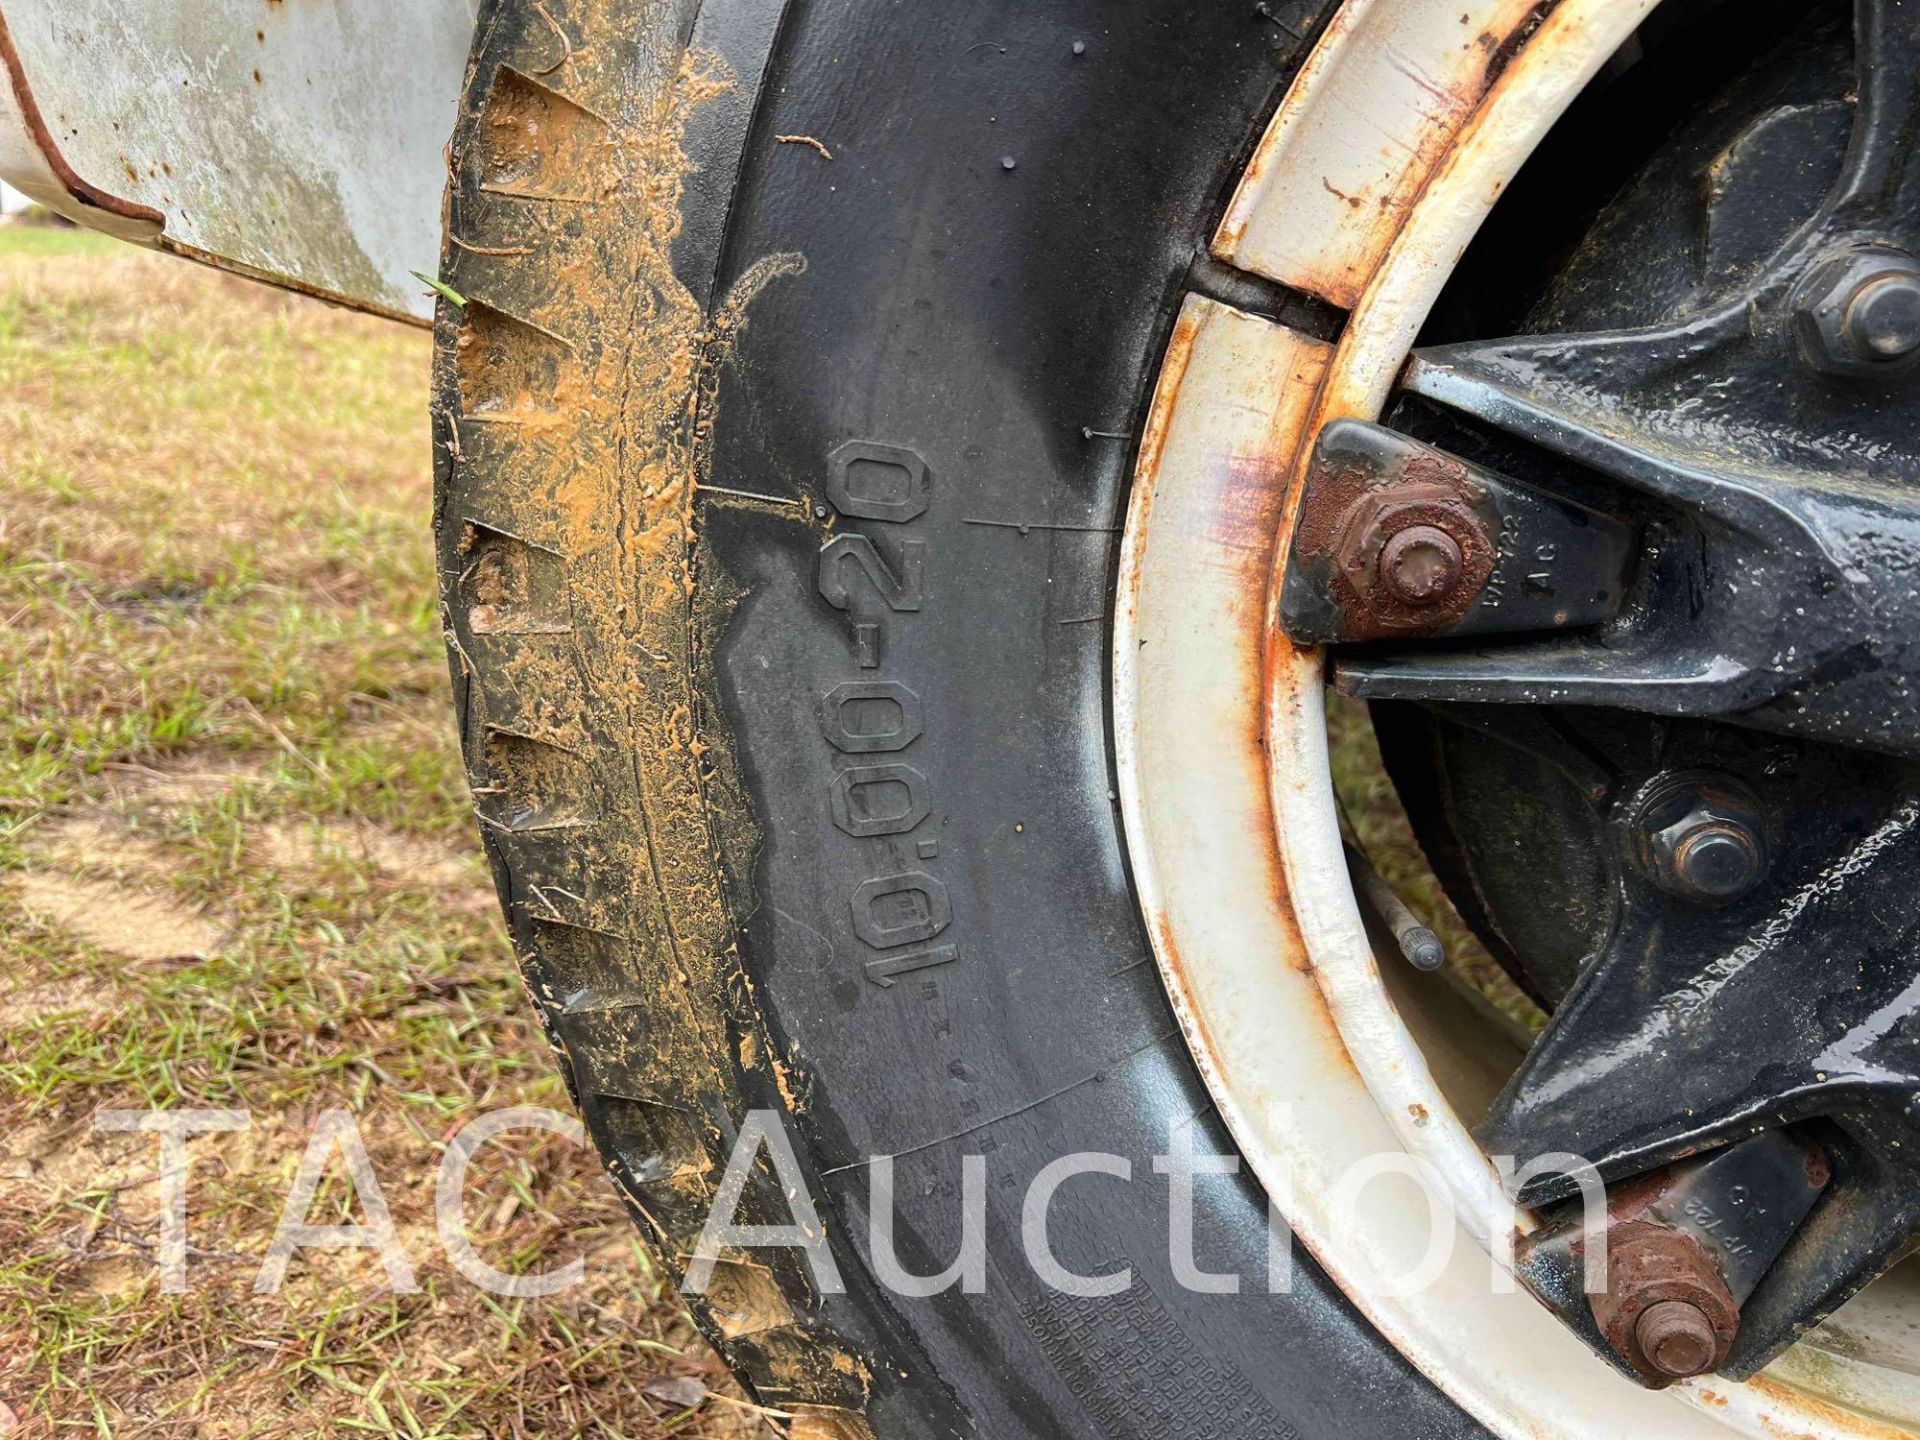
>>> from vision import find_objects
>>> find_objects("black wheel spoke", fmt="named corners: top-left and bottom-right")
top-left (1832, 0), bottom-right (1920, 231)
top-left (1323, 315), bottom-right (1920, 755)
top-left (1481, 791), bottom-right (1920, 1202)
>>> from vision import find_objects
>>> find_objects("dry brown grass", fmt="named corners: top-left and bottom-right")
top-left (0, 236), bottom-right (755, 1438)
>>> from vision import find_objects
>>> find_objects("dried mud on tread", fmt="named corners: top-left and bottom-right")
top-left (432, 0), bottom-right (880, 1426)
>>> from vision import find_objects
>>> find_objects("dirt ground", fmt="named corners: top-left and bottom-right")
top-left (0, 230), bottom-right (758, 1438)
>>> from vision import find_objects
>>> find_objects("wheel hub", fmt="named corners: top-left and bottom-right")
top-left (1119, 0), bottom-right (1920, 1430)
top-left (1277, 0), bottom-right (1920, 1389)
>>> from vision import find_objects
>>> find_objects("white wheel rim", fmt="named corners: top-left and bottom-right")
top-left (1114, 1), bottom-right (1920, 1434)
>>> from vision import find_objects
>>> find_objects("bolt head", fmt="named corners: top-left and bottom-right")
top-left (1793, 247), bottom-right (1920, 377)
top-left (1671, 824), bottom-right (1763, 899)
top-left (1379, 525), bottom-right (1463, 606)
top-left (1636, 1300), bottom-right (1718, 1378)
top-left (1851, 272), bottom-right (1920, 360)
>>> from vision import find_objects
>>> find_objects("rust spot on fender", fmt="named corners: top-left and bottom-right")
top-left (0, 11), bottom-right (163, 232)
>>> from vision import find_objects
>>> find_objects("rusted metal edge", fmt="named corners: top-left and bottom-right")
top-left (164, 237), bottom-right (426, 328)
top-left (0, 5), bottom-right (427, 327)
top-left (0, 7), bottom-right (161, 231)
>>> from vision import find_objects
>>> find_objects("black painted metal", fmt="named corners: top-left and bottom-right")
top-left (1279, 421), bottom-right (1632, 646)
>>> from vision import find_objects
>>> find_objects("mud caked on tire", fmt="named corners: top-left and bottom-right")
top-left (434, 1), bottom-right (1483, 1434)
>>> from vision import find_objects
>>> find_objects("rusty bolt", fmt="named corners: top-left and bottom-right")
top-left (1331, 481), bottom-right (1490, 626)
top-left (1629, 773), bottom-right (1769, 904)
top-left (1793, 247), bottom-right (1920, 378)
top-left (1636, 1300), bottom-right (1718, 1378)
top-left (1589, 1220), bottom-right (1739, 1387)
top-left (1379, 525), bottom-right (1463, 606)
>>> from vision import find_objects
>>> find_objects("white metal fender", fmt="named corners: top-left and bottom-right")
top-left (0, 1), bottom-right (476, 321)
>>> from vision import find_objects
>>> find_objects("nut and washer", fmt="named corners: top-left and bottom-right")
top-left (1331, 480), bottom-right (1493, 630)
top-left (1589, 1220), bottom-right (1740, 1385)
top-left (1793, 246), bottom-right (1920, 377)
top-left (1628, 772), bottom-right (1770, 904)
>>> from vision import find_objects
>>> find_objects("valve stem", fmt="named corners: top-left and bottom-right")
top-left (1344, 842), bottom-right (1446, 971)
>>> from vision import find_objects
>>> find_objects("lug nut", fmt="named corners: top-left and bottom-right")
top-left (1636, 1300), bottom-right (1718, 1378)
top-left (1793, 247), bottom-right (1920, 377)
top-left (1589, 1220), bottom-right (1739, 1386)
top-left (1331, 479), bottom-right (1491, 627)
top-left (1630, 773), bottom-right (1770, 904)
top-left (1379, 524), bottom-right (1463, 607)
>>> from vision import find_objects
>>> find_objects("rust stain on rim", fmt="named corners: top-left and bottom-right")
top-left (1214, 0), bottom-right (1556, 309)
top-left (1119, 294), bottom-right (1358, 1086)
top-left (1741, 1376), bottom-right (1919, 1440)
top-left (1144, 888), bottom-right (1368, 1110)
top-left (1129, 302), bottom-right (1204, 494)
top-left (1124, 299), bottom-right (1354, 1067)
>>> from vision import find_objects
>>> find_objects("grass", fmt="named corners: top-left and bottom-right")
top-left (0, 229), bottom-right (754, 1438)
top-left (0, 224), bottom-right (120, 260)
